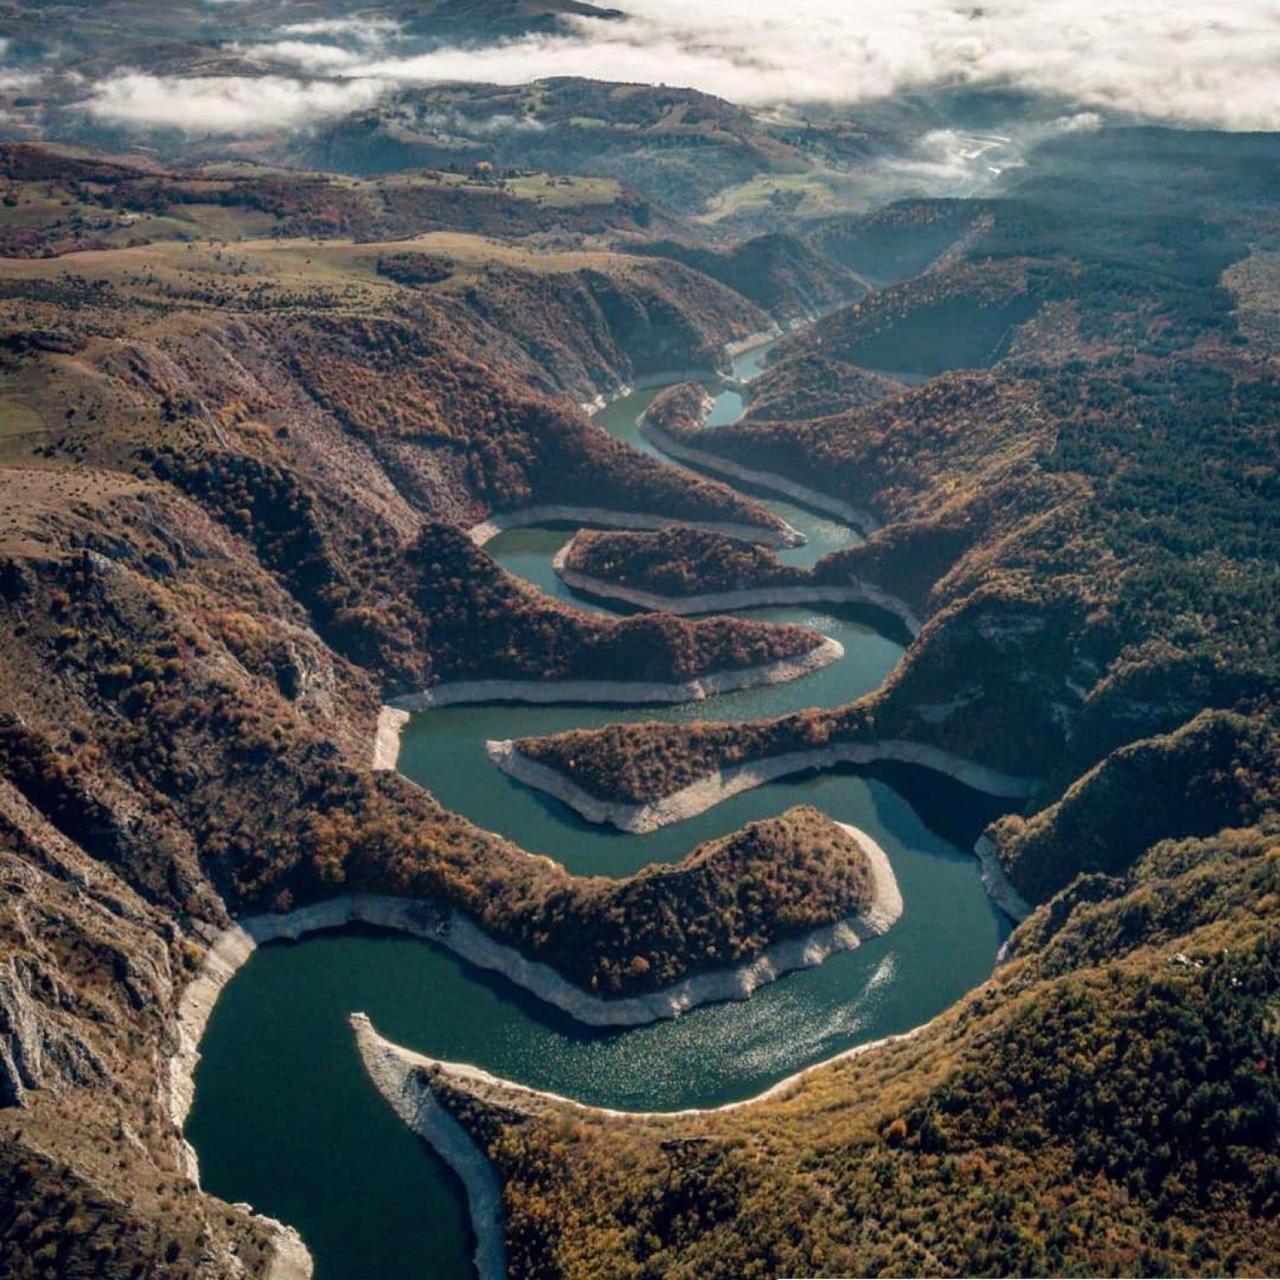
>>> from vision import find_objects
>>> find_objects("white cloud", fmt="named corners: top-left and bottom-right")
top-left (276, 17), bottom-right (404, 45)
top-left (417, 109), bottom-right (546, 136)
top-left (82, 73), bottom-right (386, 134)
top-left (79, 2), bottom-right (1280, 136)
top-left (228, 15), bottom-right (407, 79)
top-left (0, 36), bottom-right (40, 92)
top-left (236, 40), bottom-right (367, 72)
top-left (852, 113), bottom-right (1104, 204)
top-left (354, 0), bottom-right (1280, 132)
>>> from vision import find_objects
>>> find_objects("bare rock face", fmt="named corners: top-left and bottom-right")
top-left (0, 954), bottom-right (107, 1107)
top-left (0, 962), bottom-right (40, 1107)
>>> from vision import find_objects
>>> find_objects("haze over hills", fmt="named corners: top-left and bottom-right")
top-left (0, 3), bottom-right (1277, 1279)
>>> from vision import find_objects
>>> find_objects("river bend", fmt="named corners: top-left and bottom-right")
top-left (186, 342), bottom-right (1012, 1280)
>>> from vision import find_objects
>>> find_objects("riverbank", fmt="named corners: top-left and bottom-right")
top-left (345, 820), bottom-right (906, 1128)
top-left (487, 737), bottom-right (1037, 834)
top-left (350, 999), bottom-right (931, 1280)
top-left (370, 636), bottom-right (846, 774)
top-left (354, 1002), bottom-right (926, 1127)
top-left (639, 415), bottom-right (880, 533)
top-left (576, 323), bottom-right (783, 415)
top-left (467, 504), bottom-right (803, 551)
top-left (166, 927), bottom-right (315, 1276)
top-left (372, 707), bottom-right (410, 771)
top-left (402, 640), bottom-right (845, 712)
top-left (725, 325), bottom-right (783, 357)
top-left (973, 834), bottom-right (1033, 923)
top-left (353, 1015), bottom-right (507, 1280)
top-left (552, 538), bottom-right (922, 634)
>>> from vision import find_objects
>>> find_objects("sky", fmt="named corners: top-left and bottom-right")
top-left (81, 0), bottom-right (1280, 134)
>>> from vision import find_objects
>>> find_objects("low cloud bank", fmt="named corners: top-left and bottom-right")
top-left (81, 0), bottom-right (1280, 134)
top-left (84, 73), bottom-right (385, 134)
top-left (852, 114), bottom-right (1102, 205)
top-left (363, 0), bottom-right (1280, 131)
top-left (276, 17), bottom-right (404, 44)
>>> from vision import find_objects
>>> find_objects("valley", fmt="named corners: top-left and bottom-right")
top-left (186, 338), bottom-right (1008, 1280)
top-left (0, 37), bottom-right (1276, 1280)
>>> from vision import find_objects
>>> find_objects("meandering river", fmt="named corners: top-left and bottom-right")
top-left (186, 342), bottom-right (1012, 1279)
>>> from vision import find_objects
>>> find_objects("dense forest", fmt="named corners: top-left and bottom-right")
top-left (412, 829), bottom-right (1279, 1279)
top-left (563, 524), bottom-right (812, 597)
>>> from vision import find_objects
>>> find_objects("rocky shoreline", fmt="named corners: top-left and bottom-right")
top-left (467, 503), bottom-right (803, 550)
top-left (165, 926), bottom-right (314, 1277)
top-left (349, 1001), bottom-right (932, 1280)
top-left (371, 706), bottom-right (410, 771)
top-left (725, 325), bottom-right (783, 356)
top-left (639, 416), bottom-right (880, 533)
top-left (354, 1007), bottom-right (927, 1127)
top-left (487, 737), bottom-right (1038, 834)
top-left (973, 834), bottom-right (1033, 923)
top-left (575, 323), bottom-right (784, 415)
top-left (369, 636), bottom-right (847, 774)
top-left (349, 1003), bottom-right (934, 1280)
top-left (552, 538), bottom-right (922, 634)
top-left (352, 1014), bottom-right (507, 1280)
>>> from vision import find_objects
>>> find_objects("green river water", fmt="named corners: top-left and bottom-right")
top-left (186, 343), bottom-right (1013, 1279)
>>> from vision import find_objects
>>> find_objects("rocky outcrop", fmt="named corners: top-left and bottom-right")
top-left (371, 707), bottom-right (410, 771)
top-left (0, 954), bottom-right (108, 1109)
top-left (0, 962), bottom-right (43, 1109)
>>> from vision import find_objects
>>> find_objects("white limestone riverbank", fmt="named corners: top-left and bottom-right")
top-left (577, 359), bottom-right (732, 415)
top-left (725, 325), bottom-right (782, 357)
top-left (640, 416), bottom-right (880, 533)
top-left (371, 706), bottom-right (410, 770)
top-left (552, 538), bottom-right (922, 634)
top-left (165, 923), bottom-right (314, 1275)
top-left (354, 1005), bottom-right (926, 1130)
top-left (351, 998), bottom-right (932, 1280)
top-left (369, 637), bottom-right (846, 774)
top-left (467, 503), bottom-right (803, 550)
top-left (576, 320), bottom-right (783, 413)
top-left (973, 834), bottom-right (1033, 922)
top-left (486, 737), bottom-right (1038, 835)
top-left (352, 1014), bottom-right (507, 1280)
